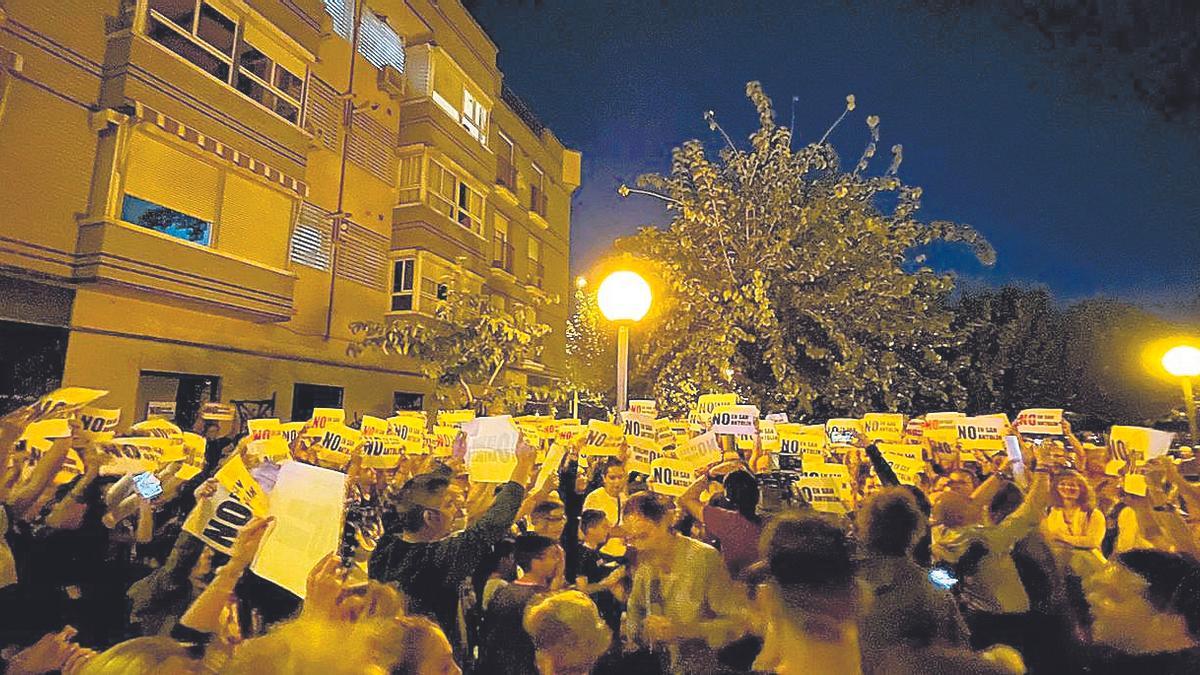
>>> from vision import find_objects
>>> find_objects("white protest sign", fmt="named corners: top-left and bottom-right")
top-left (627, 435), bottom-right (668, 475)
top-left (794, 475), bottom-right (847, 514)
top-left (534, 444), bottom-right (567, 493)
top-left (1015, 408), bottom-right (1064, 435)
top-left (674, 430), bottom-right (721, 469)
top-left (956, 416), bottom-right (1007, 453)
top-left (648, 457), bottom-right (703, 497)
top-left (711, 405), bottom-right (759, 435)
top-left (581, 420), bottom-right (624, 457)
top-left (825, 418), bottom-right (862, 446)
top-left (694, 393), bottom-right (738, 424)
top-left (251, 462), bottom-right (347, 598)
top-left (862, 413), bottom-right (905, 443)
top-left (1110, 425), bottom-right (1175, 465)
top-left (463, 416), bottom-right (519, 483)
top-left (26, 387), bottom-right (108, 422)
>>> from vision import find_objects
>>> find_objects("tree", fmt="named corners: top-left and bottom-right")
top-left (564, 281), bottom-right (614, 408)
top-left (348, 279), bottom-right (555, 413)
top-left (613, 82), bottom-right (995, 419)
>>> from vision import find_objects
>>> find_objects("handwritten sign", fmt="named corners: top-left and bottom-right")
top-left (711, 405), bottom-right (759, 435)
top-left (1015, 408), bottom-right (1064, 435)
top-left (862, 413), bottom-right (904, 443)
top-left (649, 457), bottom-right (703, 497)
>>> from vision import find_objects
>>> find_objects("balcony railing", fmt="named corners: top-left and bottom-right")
top-left (497, 156), bottom-right (517, 192)
top-left (491, 239), bottom-right (514, 274)
top-left (530, 185), bottom-right (548, 218)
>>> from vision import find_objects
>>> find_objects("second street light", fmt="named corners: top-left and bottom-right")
top-left (597, 270), bottom-right (652, 413)
top-left (1163, 345), bottom-right (1200, 445)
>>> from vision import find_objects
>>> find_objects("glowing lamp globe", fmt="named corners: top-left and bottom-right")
top-left (597, 271), bottom-right (652, 322)
top-left (1163, 346), bottom-right (1200, 378)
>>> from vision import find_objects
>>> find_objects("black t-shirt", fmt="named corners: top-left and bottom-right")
top-left (477, 582), bottom-right (546, 675)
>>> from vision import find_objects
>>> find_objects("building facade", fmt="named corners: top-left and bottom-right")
top-left (0, 0), bottom-right (580, 426)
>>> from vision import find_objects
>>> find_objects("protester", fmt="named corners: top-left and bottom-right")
top-left (582, 459), bottom-right (627, 527)
top-left (678, 464), bottom-right (763, 579)
top-left (524, 590), bottom-right (613, 675)
top-left (477, 534), bottom-right (564, 674)
top-left (1042, 470), bottom-right (1107, 578)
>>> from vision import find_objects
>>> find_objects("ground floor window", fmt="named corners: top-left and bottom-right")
top-left (292, 383), bottom-right (344, 422)
top-left (393, 391), bottom-right (424, 412)
top-left (0, 320), bottom-right (68, 416)
top-left (136, 371), bottom-right (221, 430)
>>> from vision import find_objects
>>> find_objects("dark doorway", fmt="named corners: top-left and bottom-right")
top-left (136, 371), bottom-right (221, 431)
top-left (0, 320), bottom-right (69, 415)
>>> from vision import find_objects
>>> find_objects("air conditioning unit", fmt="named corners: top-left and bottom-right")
top-left (378, 65), bottom-right (406, 99)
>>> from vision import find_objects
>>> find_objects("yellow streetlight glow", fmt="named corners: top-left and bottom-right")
top-left (597, 270), bottom-right (652, 322)
top-left (575, 275), bottom-right (588, 289)
top-left (1163, 346), bottom-right (1200, 377)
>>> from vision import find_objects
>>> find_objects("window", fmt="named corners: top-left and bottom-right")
top-left (427, 160), bottom-right (483, 235)
top-left (496, 132), bottom-right (516, 189)
top-left (461, 90), bottom-right (488, 143)
top-left (145, 0), bottom-right (306, 125)
top-left (527, 236), bottom-right (543, 287)
top-left (291, 383), bottom-right (343, 422)
top-left (492, 214), bottom-right (510, 272)
top-left (121, 194), bottom-right (212, 245)
top-left (397, 154), bottom-right (423, 204)
top-left (393, 392), bottom-right (424, 412)
top-left (391, 258), bottom-right (415, 311)
top-left (236, 39), bottom-right (303, 124)
top-left (323, 0), bottom-right (405, 72)
top-left (137, 371), bottom-right (220, 428)
top-left (289, 202), bottom-right (333, 271)
top-left (530, 163), bottom-right (547, 216)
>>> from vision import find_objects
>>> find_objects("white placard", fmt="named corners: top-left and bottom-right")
top-left (250, 462), bottom-right (347, 598)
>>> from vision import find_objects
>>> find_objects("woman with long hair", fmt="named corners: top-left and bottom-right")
top-left (1041, 470), bottom-right (1107, 578)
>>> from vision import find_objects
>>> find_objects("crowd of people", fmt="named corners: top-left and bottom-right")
top-left (2, 388), bottom-right (1200, 674)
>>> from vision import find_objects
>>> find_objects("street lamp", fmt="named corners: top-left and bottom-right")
top-left (1163, 345), bottom-right (1200, 444)
top-left (597, 270), bottom-right (652, 412)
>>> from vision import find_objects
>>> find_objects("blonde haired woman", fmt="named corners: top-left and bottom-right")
top-left (524, 590), bottom-right (612, 675)
top-left (1041, 470), bottom-right (1107, 578)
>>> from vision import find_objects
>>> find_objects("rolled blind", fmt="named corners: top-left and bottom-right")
top-left (123, 131), bottom-right (220, 222)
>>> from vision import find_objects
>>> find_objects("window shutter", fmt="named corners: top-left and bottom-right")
top-left (335, 220), bottom-right (388, 289)
top-left (347, 110), bottom-right (397, 184)
top-left (124, 131), bottom-right (220, 222)
top-left (304, 76), bottom-right (340, 151)
top-left (289, 201), bottom-right (333, 271)
top-left (358, 10), bottom-right (405, 72)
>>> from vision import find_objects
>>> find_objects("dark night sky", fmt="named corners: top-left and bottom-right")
top-left (465, 1), bottom-right (1200, 317)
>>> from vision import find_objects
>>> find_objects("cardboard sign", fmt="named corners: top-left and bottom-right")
top-left (694, 393), bottom-right (738, 424)
top-left (436, 409), bottom-right (476, 428)
top-left (215, 454), bottom-right (270, 517)
top-left (360, 415), bottom-right (389, 437)
top-left (200, 403), bottom-right (236, 421)
top-left (146, 401), bottom-right (177, 420)
top-left (956, 416), bottom-right (1007, 453)
top-left (308, 408), bottom-right (345, 431)
top-left (1015, 408), bottom-right (1064, 435)
top-left (27, 387), bottom-right (108, 422)
top-left (312, 423), bottom-right (360, 467)
top-left (862, 413), bottom-right (904, 443)
top-left (463, 416), bottom-right (519, 483)
top-left (825, 418), bottom-right (862, 446)
top-left (711, 405), bottom-right (759, 435)
top-left (1110, 425), bottom-right (1174, 465)
top-left (103, 437), bottom-right (179, 474)
top-left (75, 407), bottom-right (121, 440)
top-left (582, 420), bottom-right (624, 457)
top-left (628, 400), bottom-right (657, 417)
top-left (359, 434), bottom-right (406, 468)
top-left (794, 474), bottom-right (847, 514)
top-left (649, 457), bottom-right (703, 497)
top-left (674, 430), bottom-right (721, 469)
top-left (387, 416), bottom-right (427, 453)
top-left (247, 419), bottom-right (282, 441)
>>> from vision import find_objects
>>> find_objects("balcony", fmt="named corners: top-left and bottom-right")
top-left (496, 156), bottom-right (518, 204)
top-left (529, 185), bottom-right (548, 227)
top-left (490, 239), bottom-right (514, 278)
top-left (74, 217), bottom-right (296, 322)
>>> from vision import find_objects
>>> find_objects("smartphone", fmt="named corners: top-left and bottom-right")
top-left (928, 566), bottom-right (959, 591)
top-left (132, 471), bottom-right (164, 500)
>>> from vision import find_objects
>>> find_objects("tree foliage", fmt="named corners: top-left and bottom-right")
top-left (564, 282), bottom-right (614, 407)
top-left (348, 280), bottom-right (554, 413)
top-left (614, 82), bottom-right (994, 419)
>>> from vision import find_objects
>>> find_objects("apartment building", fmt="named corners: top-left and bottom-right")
top-left (0, 0), bottom-right (580, 427)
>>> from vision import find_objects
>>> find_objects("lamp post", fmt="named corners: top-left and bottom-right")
top-left (597, 270), bottom-right (652, 413)
top-left (1163, 345), bottom-right (1200, 444)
